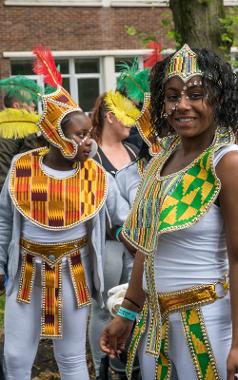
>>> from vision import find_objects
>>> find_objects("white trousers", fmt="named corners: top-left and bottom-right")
top-left (4, 262), bottom-right (90, 380)
top-left (138, 295), bottom-right (231, 379)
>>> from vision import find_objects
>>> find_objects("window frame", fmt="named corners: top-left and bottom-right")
top-left (5, 49), bottom-right (154, 111)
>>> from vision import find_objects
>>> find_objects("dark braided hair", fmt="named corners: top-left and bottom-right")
top-left (150, 48), bottom-right (238, 137)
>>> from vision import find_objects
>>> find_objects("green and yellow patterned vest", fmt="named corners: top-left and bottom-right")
top-left (122, 127), bottom-right (234, 256)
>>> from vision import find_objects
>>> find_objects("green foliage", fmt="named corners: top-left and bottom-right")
top-left (125, 25), bottom-right (157, 45)
top-left (160, 10), bottom-right (182, 47)
top-left (198, 0), bottom-right (211, 5)
top-left (219, 7), bottom-right (238, 65)
top-left (224, 8), bottom-right (238, 47)
top-left (125, 9), bottom-right (180, 49)
top-left (125, 5), bottom-right (238, 66)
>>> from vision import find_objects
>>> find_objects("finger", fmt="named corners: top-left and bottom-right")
top-left (99, 335), bottom-right (110, 353)
top-left (109, 335), bottom-right (118, 352)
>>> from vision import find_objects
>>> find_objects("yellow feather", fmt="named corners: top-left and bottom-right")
top-left (105, 90), bottom-right (140, 126)
top-left (0, 108), bottom-right (40, 139)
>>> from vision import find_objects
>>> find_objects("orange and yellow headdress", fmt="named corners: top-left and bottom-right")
top-left (33, 46), bottom-right (82, 159)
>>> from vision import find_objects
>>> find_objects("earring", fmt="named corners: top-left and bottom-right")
top-left (162, 112), bottom-right (169, 119)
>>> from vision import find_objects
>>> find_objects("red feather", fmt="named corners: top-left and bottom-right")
top-left (32, 45), bottom-right (62, 88)
top-left (144, 41), bottom-right (163, 68)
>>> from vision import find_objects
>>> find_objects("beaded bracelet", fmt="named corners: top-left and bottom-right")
top-left (115, 226), bottom-right (123, 242)
top-left (117, 306), bottom-right (138, 321)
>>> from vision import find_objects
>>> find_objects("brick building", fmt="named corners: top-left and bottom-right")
top-left (0, 0), bottom-right (237, 111)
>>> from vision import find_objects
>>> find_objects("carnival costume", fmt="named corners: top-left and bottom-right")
top-left (0, 46), bottom-right (130, 380)
top-left (121, 45), bottom-right (238, 380)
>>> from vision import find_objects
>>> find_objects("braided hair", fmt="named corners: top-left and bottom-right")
top-left (91, 93), bottom-right (109, 144)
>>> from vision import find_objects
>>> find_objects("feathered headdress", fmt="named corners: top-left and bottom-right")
top-left (32, 46), bottom-right (63, 88)
top-left (116, 50), bottom-right (162, 156)
top-left (0, 108), bottom-right (40, 139)
top-left (0, 76), bottom-right (42, 139)
top-left (104, 90), bottom-right (140, 127)
top-left (144, 41), bottom-right (162, 68)
top-left (33, 45), bottom-right (82, 159)
top-left (116, 58), bottom-right (150, 104)
top-left (0, 75), bottom-right (43, 105)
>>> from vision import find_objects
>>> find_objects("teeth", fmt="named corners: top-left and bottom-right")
top-left (177, 118), bottom-right (193, 122)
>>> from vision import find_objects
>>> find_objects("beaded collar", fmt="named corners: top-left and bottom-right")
top-left (9, 148), bottom-right (107, 230)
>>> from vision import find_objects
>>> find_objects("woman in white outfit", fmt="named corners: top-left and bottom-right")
top-left (100, 45), bottom-right (238, 380)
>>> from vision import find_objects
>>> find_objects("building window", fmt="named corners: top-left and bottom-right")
top-left (74, 58), bottom-right (101, 111)
top-left (10, 57), bottom-right (101, 112)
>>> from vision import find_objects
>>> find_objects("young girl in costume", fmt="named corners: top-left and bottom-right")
top-left (100, 45), bottom-right (238, 380)
top-left (0, 46), bottom-right (130, 380)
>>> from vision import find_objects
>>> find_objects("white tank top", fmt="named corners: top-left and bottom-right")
top-left (143, 144), bottom-right (238, 293)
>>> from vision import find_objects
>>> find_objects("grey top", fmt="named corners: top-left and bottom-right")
top-left (116, 160), bottom-right (143, 207)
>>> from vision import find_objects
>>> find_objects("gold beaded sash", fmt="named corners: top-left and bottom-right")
top-left (158, 279), bottom-right (229, 318)
top-left (127, 279), bottom-right (228, 380)
top-left (18, 236), bottom-right (90, 338)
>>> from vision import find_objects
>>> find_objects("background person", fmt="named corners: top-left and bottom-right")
top-left (0, 76), bottom-right (42, 192)
top-left (89, 90), bottom-right (140, 379)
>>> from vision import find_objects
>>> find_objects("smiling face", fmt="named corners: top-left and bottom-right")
top-left (62, 112), bottom-right (93, 164)
top-left (164, 76), bottom-right (216, 139)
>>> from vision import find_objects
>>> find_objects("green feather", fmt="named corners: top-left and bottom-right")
top-left (0, 76), bottom-right (43, 104)
top-left (117, 58), bottom-right (150, 103)
top-left (44, 84), bottom-right (57, 95)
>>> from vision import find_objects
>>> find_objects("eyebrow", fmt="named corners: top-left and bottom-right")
top-left (165, 87), bottom-right (181, 92)
top-left (165, 85), bottom-right (203, 91)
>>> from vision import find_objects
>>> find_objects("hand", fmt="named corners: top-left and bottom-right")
top-left (227, 347), bottom-right (238, 380)
top-left (0, 275), bottom-right (5, 296)
top-left (100, 316), bottom-right (134, 358)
